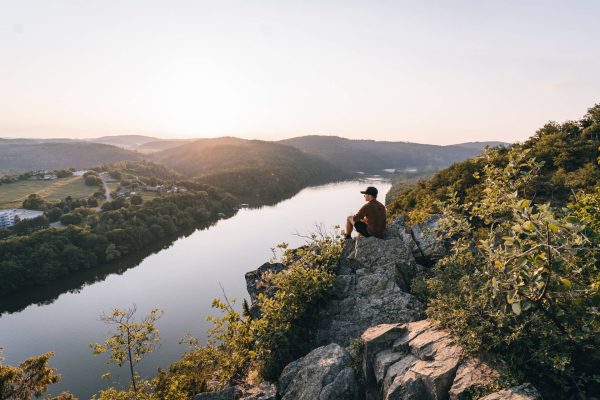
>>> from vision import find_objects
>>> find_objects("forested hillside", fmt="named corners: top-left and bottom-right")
top-left (281, 135), bottom-right (506, 173)
top-left (387, 104), bottom-right (600, 398)
top-left (0, 139), bottom-right (142, 171)
top-left (153, 138), bottom-right (350, 203)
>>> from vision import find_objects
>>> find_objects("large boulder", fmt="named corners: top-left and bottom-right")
top-left (278, 343), bottom-right (360, 400)
top-left (360, 320), bottom-right (542, 400)
top-left (384, 321), bottom-right (463, 400)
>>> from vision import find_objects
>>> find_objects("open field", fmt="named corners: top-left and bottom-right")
top-left (0, 176), bottom-right (96, 208)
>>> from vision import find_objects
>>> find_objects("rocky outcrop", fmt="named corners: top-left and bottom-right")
top-left (278, 343), bottom-right (360, 400)
top-left (312, 220), bottom-right (425, 347)
top-left (229, 217), bottom-right (541, 399)
top-left (361, 320), bottom-right (513, 400)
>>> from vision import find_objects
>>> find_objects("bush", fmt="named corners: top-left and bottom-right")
top-left (22, 194), bottom-right (46, 210)
top-left (422, 149), bottom-right (600, 397)
top-left (154, 233), bottom-right (344, 395)
top-left (60, 213), bottom-right (82, 225)
top-left (85, 175), bottom-right (103, 186)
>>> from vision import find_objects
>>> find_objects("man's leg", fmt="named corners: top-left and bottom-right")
top-left (345, 215), bottom-right (354, 238)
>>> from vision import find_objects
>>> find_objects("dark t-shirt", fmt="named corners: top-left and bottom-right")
top-left (353, 199), bottom-right (387, 238)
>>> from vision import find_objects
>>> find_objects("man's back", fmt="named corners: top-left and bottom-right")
top-left (354, 199), bottom-right (386, 238)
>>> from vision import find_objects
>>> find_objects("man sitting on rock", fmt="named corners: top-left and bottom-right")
top-left (345, 186), bottom-right (387, 239)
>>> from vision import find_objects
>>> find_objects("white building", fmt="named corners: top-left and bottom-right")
top-left (0, 210), bottom-right (16, 229)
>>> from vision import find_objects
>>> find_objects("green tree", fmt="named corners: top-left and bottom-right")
top-left (60, 213), bottom-right (82, 226)
top-left (85, 175), bottom-right (103, 186)
top-left (130, 195), bottom-right (143, 206)
top-left (22, 194), bottom-right (46, 210)
top-left (90, 306), bottom-right (163, 393)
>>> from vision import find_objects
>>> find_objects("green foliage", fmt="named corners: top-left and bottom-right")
top-left (387, 105), bottom-right (600, 223)
top-left (60, 212), bottom-right (82, 225)
top-left (85, 175), bottom-right (104, 186)
top-left (347, 338), bottom-right (365, 386)
top-left (130, 194), bottom-right (143, 206)
top-left (22, 193), bottom-right (47, 210)
top-left (90, 306), bottom-right (163, 393)
top-left (419, 148), bottom-right (600, 397)
top-left (55, 169), bottom-right (73, 178)
top-left (154, 233), bottom-right (344, 395)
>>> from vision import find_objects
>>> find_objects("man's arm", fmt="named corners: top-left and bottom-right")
top-left (353, 203), bottom-right (369, 222)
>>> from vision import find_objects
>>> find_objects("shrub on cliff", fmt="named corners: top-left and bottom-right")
top-left (154, 233), bottom-right (344, 397)
top-left (417, 149), bottom-right (600, 397)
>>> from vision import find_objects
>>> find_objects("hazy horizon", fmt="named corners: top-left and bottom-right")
top-left (2, 0), bottom-right (599, 145)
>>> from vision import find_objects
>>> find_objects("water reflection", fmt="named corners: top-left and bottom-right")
top-left (0, 228), bottom-right (201, 316)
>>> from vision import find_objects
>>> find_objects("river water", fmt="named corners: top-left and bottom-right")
top-left (0, 178), bottom-right (390, 398)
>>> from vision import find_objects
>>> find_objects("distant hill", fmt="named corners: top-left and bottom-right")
top-left (280, 136), bottom-right (508, 173)
top-left (153, 137), bottom-right (349, 203)
top-left (0, 139), bottom-right (142, 171)
top-left (90, 135), bottom-right (193, 153)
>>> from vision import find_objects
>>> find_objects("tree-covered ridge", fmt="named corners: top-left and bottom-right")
top-left (280, 135), bottom-right (506, 174)
top-left (0, 188), bottom-right (236, 296)
top-left (153, 138), bottom-right (350, 204)
top-left (387, 104), bottom-right (600, 224)
top-left (99, 160), bottom-right (183, 182)
top-left (387, 104), bottom-right (600, 397)
top-left (0, 140), bottom-right (143, 171)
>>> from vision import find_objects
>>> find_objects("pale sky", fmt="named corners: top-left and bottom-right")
top-left (1, 0), bottom-right (599, 144)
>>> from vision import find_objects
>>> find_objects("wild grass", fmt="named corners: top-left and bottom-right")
top-left (0, 177), bottom-right (95, 208)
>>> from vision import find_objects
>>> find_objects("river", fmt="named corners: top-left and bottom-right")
top-left (0, 178), bottom-right (390, 398)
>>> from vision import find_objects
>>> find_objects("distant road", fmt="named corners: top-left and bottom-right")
top-left (98, 174), bottom-right (113, 210)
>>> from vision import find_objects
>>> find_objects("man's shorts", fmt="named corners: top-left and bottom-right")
top-left (354, 220), bottom-right (371, 237)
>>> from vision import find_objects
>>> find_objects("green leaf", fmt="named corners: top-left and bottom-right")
top-left (548, 223), bottom-right (558, 233)
top-left (523, 221), bottom-right (535, 231)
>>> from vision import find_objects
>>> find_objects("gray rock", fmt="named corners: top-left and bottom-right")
top-left (479, 383), bottom-right (542, 400)
top-left (373, 349), bottom-right (405, 385)
top-left (382, 320), bottom-right (463, 400)
top-left (313, 232), bottom-right (424, 347)
top-left (410, 214), bottom-right (445, 262)
top-left (245, 262), bottom-right (286, 303)
top-left (383, 217), bottom-right (422, 258)
top-left (244, 262), bottom-right (286, 317)
top-left (278, 343), bottom-right (360, 400)
top-left (361, 324), bottom-right (407, 386)
top-left (319, 367), bottom-right (360, 400)
top-left (382, 355), bottom-right (417, 395)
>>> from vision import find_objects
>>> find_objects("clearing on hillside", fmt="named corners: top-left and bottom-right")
top-left (0, 176), bottom-right (97, 208)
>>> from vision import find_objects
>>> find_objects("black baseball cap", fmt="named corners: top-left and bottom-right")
top-left (360, 186), bottom-right (378, 197)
